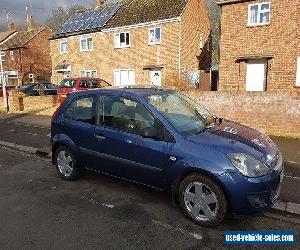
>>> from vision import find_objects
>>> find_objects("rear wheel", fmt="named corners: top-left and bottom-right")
top-left (55, 146), bottom-right (81, 181)
top-left (179, 173), bottom-right (228, 226)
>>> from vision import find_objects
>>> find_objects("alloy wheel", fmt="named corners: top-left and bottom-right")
top-left (183, 181), bottom-right (218, 222)
top-left (57, 150), bottom-right (73, 177)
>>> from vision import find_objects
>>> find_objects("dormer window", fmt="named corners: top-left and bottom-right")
top-left (248, 2), bottom-right (270, 26)
top-left (115, 32), bottom-right (130, 48)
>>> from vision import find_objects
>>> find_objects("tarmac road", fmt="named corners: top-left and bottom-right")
top-left (0, 147), bottom-right (299, 250)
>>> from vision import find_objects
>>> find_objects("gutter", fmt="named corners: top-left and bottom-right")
top-left (50, 17), bottom-right (181, 40)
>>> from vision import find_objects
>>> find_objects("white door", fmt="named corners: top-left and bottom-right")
top-left (246, 59), bottom-right (267, 91)
top-left (150, 70), bottom-right (161, 86)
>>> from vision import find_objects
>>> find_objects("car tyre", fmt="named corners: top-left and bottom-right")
top-left (179, 173), bottom-right (228, 226)
top-left (55, 146), bottom-right (81, 181)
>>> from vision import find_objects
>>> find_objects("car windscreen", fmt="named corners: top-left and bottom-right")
top-left (59, 79), bottom-right (75, 88)
top-left (145, 91), bottom-right (215, 134)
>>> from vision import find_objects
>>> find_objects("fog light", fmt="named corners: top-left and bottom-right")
top-left (248, 196), bottom-right (268, 208)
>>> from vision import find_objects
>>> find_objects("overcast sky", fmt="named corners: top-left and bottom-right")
top-left (0, 0), bottom-right (96, 31)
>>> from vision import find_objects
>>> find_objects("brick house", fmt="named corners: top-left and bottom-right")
top-left (0, 17), bottom-right (52, 86)
top-left (50, 0), bottom-right (211, 88)
top-left (216, 0), bottom-right (300, 91)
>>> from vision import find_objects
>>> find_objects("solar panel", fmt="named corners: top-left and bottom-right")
top-left (56, 3), bottom-right (120, 35)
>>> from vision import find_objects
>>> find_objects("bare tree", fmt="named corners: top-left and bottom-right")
top-left (205, 0), bottom-right (221, 65)
top-left (46, 5), bottom-right (91, 33)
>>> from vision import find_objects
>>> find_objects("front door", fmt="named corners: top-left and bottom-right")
top-left (150, 69), bottom-right (161, 86)
top-left (92, 94), bottom-right (168, 188)
top-left (246, 59), bottom-right (267, 91)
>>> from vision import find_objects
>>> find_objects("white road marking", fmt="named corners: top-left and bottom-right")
top-left (47, 134), bottom-right (51, 137)
top-left (102, 203), bottom-right (115, 208)
top-left (151, 219), bottom-right (202, 240)
top-left (9, 129), bottom-right (15, 132)
top-left (80, 195), bottom-right (115, 209)
top-left (27, 132), bottom-right (38, 136)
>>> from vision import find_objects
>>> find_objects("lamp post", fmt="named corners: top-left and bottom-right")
top-left (0, 50), bottom-right (8, 113)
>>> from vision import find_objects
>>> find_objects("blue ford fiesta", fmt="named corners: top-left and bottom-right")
top-left (51, 87), bottom-right (283, 226)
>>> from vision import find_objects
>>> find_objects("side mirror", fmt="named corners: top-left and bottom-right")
top-left (141, 127), bottom-right (159, 140)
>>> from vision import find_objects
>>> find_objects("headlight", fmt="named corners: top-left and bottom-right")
top-left (227, 153), bottom-right (270, 177)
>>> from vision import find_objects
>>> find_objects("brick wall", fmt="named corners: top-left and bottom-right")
top-left (219, 0), bottom-right (299, 91)
top-left (186, 90), bottom-right (300, 136)
top-left (0, 95), bottom-right (57, 113)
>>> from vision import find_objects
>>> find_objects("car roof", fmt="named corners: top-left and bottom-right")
top-left (70, 86), bottom-right (173, 98)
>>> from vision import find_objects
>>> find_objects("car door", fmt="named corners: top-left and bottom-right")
top-left (92, 94), bottom-right (169, 189)
top-left (61, 95), bottom-right (97, 167)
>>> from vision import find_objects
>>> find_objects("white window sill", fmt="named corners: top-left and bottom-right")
top-left (115, 46), bottom-right (131, 49)
top-left (247, 22), bottom-right (270, 27)
top-left (59, 52), bottom-right (68, 54)
top-left (80, 49), bottom-right (93, 52)
top-left (148, 42), bottom-right (161, 46)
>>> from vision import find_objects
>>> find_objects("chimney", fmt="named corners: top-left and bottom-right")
top-left (8, 22), bottom-right (15, 32)
top-left (95, 0), bottom-right (107, 9)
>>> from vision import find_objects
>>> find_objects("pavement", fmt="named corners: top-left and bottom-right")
top-left (0, 147), bottom-right (299, 249)
top-left (0, 113), bottom-right (300, 216)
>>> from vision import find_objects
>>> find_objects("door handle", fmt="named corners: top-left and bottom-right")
top-left (95, 134), bottom-right (106, 141)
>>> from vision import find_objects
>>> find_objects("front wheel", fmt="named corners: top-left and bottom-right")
top-left (179, 173), bottom-right (228, 226)
top-left (55, 146), bottom-right (81, 181)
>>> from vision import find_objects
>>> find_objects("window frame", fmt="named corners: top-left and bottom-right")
top-left (114, 69), bottom-right (135, 86)
top-left (80, 37), bottom-right (93, 52)
top-left (0, 52), bottom-right (5, 61)
top-left (63, 95), bottom-right (96, 125)
top-left (148, 27), bottom-right (161, 45)
top-left (115, 32), bottom-right (131, 48)
top-left (59, 39), bottom-right (68, 54)
top-left (29, 73), bottom-right (34, 83)
top-left (80, 70), bottom-right (97, 78)
top-left (248, 2), bottom-right (271, 27)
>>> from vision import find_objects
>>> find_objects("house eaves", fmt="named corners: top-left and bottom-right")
top-left (216, 0), bottom-right (252, 6)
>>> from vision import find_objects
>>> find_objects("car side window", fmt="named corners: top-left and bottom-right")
top-left (97, 95), bottom-right (155, 135)
top-left (64, 97), bottom-right (95, 124)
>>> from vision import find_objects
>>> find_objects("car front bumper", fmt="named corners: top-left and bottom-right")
top-left (218, 167), bottom-right (284, 215)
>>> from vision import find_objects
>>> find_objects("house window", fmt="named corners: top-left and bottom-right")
top-left (114, 69), bottom-right (135, 86)
top-left (296, 57), bottom-right (300, 87)
top-left (9, 51), bottom-right (14, 60)
top-left (60, 39), bottom-right (68, 53)
top-left (149, 27), bottom-right (161, 45)
top-left (29, 74), bottom-right (34, 83)
top-left (248, 2), bottom-right (270, 26)
top-left (80, 37), bottom-right (93, 51)
top-left (115, 32), bottom-right (130, 48)
top-left (80, 70), bottom-right (97, 78)
top-left (0, 52), bottom-right (5, 61)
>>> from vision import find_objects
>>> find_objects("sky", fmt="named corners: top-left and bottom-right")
top-left (0, 0), bottom-right (95, 31)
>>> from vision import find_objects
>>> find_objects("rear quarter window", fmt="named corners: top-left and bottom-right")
top-left (64, 97), bottom-right (95, 124)
top-left (79, 80), bottom-right (99, 88)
